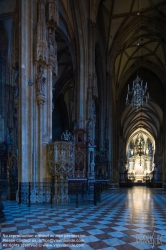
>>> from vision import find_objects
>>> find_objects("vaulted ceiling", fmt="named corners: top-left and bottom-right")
top-left (98, 0), bottom-right (166, 140)
top-left (54, 0), bottom-right (166, 140)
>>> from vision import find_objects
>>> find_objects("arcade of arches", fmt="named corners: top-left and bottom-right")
top-left (0, 0), bottom-right (166, 201)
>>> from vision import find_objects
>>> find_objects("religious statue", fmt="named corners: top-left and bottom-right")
top-left (61, 130), bottom-right (73, 141)
top-left (48, 28), bottom-right (55, 56)
top-left (36, 65), bottom-right (46, 95)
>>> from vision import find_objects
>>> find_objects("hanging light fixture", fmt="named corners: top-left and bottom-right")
top-left (126, 76), bottom-right (149, 110)
top-left (126, 2), bottom-right (149, 110)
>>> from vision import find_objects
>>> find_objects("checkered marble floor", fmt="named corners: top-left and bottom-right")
top-left (1, 186), bottom-right (166, 250)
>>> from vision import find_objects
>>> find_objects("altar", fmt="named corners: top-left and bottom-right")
top-left (127, 153), bottom-right (152, 182)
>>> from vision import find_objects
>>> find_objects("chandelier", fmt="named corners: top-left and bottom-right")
top-left (126, 75), bottom-right (149, 110)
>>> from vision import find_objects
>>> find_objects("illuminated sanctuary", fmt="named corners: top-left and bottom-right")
top-left (126, 131), bottom-right (155, 182)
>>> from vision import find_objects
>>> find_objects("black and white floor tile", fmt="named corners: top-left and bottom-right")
top-left (1, 186), bottom-right (166, 249)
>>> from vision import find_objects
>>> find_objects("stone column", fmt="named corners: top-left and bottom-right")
top-left (44, 0), bottom-right (59, 180)
top-left (47, 65), bottom-right (53, 140)
top-left (34, 0), bottom-right (59, 184)
top-left (110, 99), bottom-right (119, 183)
top-left (36, 94), bottom-right (45, 181)
top-left (86, 19), bottom-right (98, 134)
top-left (18, 0), bottom-right (33, 183)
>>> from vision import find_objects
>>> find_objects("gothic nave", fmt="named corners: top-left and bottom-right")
top-left (1, 0), bottom-right (166, 249)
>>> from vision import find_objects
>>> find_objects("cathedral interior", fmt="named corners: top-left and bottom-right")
top-left (1, 0), bottom-right (166, 249)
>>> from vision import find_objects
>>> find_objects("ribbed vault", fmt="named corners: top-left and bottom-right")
top-left (97, 0), bottom-right (166, 142)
